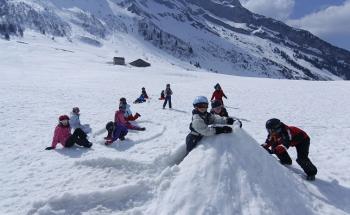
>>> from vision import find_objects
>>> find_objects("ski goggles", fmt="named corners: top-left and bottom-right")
top-left (196, 103), bottom-right (208, 108)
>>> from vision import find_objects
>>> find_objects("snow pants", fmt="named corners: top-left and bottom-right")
top-left (65, 128), bottom-right (92, 148)
top-left (295, 140), bottom-right (318, 176)
top-left (186, 133), bottom-right (203, 153)
top-left (163, 96), bottom-right (172, 108)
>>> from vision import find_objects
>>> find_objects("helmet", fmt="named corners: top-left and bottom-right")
top-left (214, 83), bottom-right (221, 90)
top-left (72, 107), bottom-right (80, 114)
top-left (211, 100), bottom-right (222, 108)
top-left (266, 118), bottom-right (282, 132)
top-left (142, 87), bottom-right (145, 90)
top-left (59, 115), bottom-right (69, 122)
top-left (193, 96), bottom-right (209, 107)
top-left (166, 83), bottom-right (170, 87)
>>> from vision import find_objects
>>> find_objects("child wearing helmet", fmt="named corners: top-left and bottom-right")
top-left (45, 115), bottom-right (92, 150)
top-left (69, 107), bottom-right (92, 134)
top-left (186, 96), bottom-right (235, 153)
top-left (261, 118), bottom-right (318, 180)
top-left (211, 83), bottom-right (227, 105)
top-left (163, 84), bottom-right (173, 109)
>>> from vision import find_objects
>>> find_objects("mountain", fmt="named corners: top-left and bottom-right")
top-left (1, 0), bottom-right (350, 80)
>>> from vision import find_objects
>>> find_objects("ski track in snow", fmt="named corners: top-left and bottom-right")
top-left (1, 33), bottom-right (350, 215)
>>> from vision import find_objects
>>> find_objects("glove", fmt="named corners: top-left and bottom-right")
top-left (226, 117), bottom-right (234, 125)
top-left (274, 144), bottom-right (287, 154)
top-left (45, 146), bottom-right (54, 150)
top-left (261, 144), bottom-right (273, 154)
top-left (215, 126), bottom-right (233, 134)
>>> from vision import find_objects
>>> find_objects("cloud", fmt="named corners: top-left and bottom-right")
top-left (287, 1), bottom-right (350, 36)
top-left (240, 0), bottom-right (295, 21)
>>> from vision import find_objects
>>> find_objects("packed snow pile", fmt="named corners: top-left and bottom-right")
top-left (147, 128), bottom-right (315, 215)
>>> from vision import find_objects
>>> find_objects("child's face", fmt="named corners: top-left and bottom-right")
top-left (197, 107), bottom-right (207, 113)
top-left (61, 120), bottom-right (68, 126)
top-left (212, 106), bottom-right (222, 113)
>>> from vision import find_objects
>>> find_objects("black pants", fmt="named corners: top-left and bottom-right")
top-left (295, 140), bottom-right (317, 176)
top-left (163, 96), bottom-right (172, 108)
top-left (186, 133), bottom-right (203, 153)
top-left (65, 128), bottom-right (91, 148)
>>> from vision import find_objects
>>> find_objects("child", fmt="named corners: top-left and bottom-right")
top-left (45, 115), bottom-right (92, 150)
top-left (104, 121), bottom-right (128, 145)
top-left (163, 83), bottom-right (173, 109)
top-left (186, 96), bottom-right (234, 153)
top-left (261, 118), bottom-right (318, 180)
top-left (211, 83), bottom-right (227, 105)
top-left (159, 90), bottom-right (165, 100)
top-left (115, 104), bottom-right (146, 131)
top-left (69, 107), bottom-right (92, 134)
top-left (134, 94), bottom-right (146, 104)
top-left (141, 87), bottom-right (149, 99)
top-left (120, 98), bottom-right (141, 121)
top-left (210, 100), bottom-right (242, 128)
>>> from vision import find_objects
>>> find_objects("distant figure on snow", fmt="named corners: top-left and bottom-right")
top-left (163, 83), bottom-right (173, 109)
top-left (141, 87), bottom-right (149, 99)
top-left (69, 107), bottom-right (92, 134)
top-left (134, 94), bottom-right (146, 104)
top-left (159, 90), bottom-right (165, 100)
top-left (45, 115), bottom-right (92, 150)
top-left (186, 96), bottom-right (234, 153)
top-left (261, 118), bottom-right (318, 180)
top-left (120, 97), bottom-right (141, 121)
top-left (211, 83), bottom-right (227, 105)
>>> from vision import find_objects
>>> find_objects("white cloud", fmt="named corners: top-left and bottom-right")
top-left (287, 1), bottom-right (350, 36)
top-left (240, 0), bottom-right (295, 21)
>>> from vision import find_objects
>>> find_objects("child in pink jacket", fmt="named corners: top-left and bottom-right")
top-left (115, 104), bottom-right (145, 131)
top-left (45, 115), bottom-right (92, 150)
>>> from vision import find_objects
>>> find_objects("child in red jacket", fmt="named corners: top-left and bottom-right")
top-left (211, 83), bottom-right (227, 105)
top-left (45, 115), bottom-right (92, 150)
top-left (261, 118), bottom-right (317, 180)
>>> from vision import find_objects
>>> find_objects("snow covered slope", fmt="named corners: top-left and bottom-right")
top-left (1, 0), bottom-right (350, 80)
top-left (1, 32), bottom-right (350, 215)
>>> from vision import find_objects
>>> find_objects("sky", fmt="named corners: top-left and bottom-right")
top-left (240, 0), bottom-right (350, 51)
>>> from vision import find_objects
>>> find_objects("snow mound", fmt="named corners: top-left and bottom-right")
top-left (147, 129), bottom-right (315, 215)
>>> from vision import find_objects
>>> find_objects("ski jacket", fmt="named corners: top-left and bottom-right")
top-left (211, 90), bottom-right (227, 101)
top-left (115, 110), bottom-right (139, 129)
top-left (124, 104), bottom-right (133, 118)
top-left (69, 112), bottom-right (91, 134)
top-left (190, 109), bottom-right (228, 136)
top-left (210, 107), bottom-right (229, 117)
top-left (51, 124), bottom-right (71, 148)
top-left (265, 125), bottom-right (310, 149)
top-left (165, 88), bottom-right (173, 96)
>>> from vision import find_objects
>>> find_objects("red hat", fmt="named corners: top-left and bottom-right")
top-left (59, 115), bottom-right (69, 121)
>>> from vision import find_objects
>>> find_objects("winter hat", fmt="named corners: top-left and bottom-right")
top-left (214, 83), bottom-right (221, 90)
top-left (120, 97), bottom-right (127, 104)
top-left (72, 107), bottom-right (80, 114)
top-left (211, 100), bottom-right (222, 109)
top-left (166, 83), bottom-right (170, 87)
top-left (59, 115), bottom-right (69, 122)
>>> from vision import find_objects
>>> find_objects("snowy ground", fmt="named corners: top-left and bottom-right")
top-left (1, 32), bottom-right (350, 215)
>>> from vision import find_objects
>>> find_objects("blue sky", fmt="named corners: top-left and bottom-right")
top-left (240, 0), bottom-right (350, 51)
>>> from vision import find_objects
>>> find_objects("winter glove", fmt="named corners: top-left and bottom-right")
top-left (261, 144), bottom-right (273, 154)
top-left (45, 146), bottom-right (54, 150)
top-left (215, 126), bottom-right (233, 134)
top-left (274, 144), bottom-right (288, 155)
top-left (226, 117), bottom-right (234, 125)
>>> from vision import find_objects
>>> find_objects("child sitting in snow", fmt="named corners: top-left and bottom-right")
top-left (69, 107), bottom-right (92, 134)
top-left (115, 103), bottom-right (146, 131)
top-left (45, 115), bottom-right (92, 150)
top-left (120, 98), bottom-right (141, 121)
top-left (133, 94), bottom-right (146, 104)
top-left (186, 96), bottom-right (234, 153)
top-left (210, 100), bottom-right (242, 127)
top-left (141, 87), bottom-right (149, 99)
top-left (159, 90), bottom-right (165, 100)
top-left (104, 121), bottom-right (128, 145)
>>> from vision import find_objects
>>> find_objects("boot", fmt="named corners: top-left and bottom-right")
top-left (135, 112), bottom-right (141, 117)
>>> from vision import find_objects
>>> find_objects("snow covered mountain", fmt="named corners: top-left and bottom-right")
top-left (1, 0), bottom-right (350, 80)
